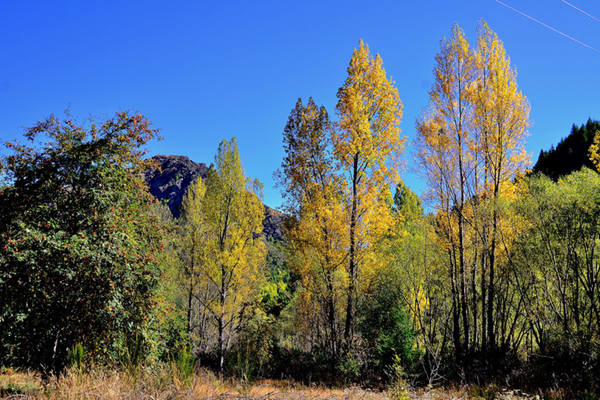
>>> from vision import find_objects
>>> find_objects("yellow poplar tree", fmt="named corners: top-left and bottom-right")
top-left (473, 20), bottom-right (530, 348)
top-left (180, 177), bottom-right (207, 339)
top-left (278, 98), bottom-right (348, 360)
top-left (417, 21), bottom-right (530, 357)
top-left (416, 24), bottom-right (474, 354)
top-left (334, 40), bottom-right (404, 344)
top-left (192, 138), bottom-right (266, 372)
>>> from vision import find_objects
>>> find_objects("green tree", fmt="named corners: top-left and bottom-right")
top-left (534, 119), bottom-right (600, 179)
top-left (383, 182), bottom-right (446, 385)
top-left (180, 138), bottom-right (266, 373)
top-left (515, 169), bottom-right (600, 351)
top-left (358, 270), bottom-right (416, 382)
top-left (0, 112), bottom-right (164, 372)
top-left (179, 178), bottom-right (208, 344)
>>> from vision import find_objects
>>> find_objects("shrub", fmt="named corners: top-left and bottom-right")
top-left (227, 308), bottom-right (274, 381)
top-left (174, 346), bottom-right (195, 385)
top-left (0, 112), bottom-right (164, 373)
top-left (67, 343), bottom-right (86, 372)
top-left (387, 356), bottom-right (410, 400)
top-left (358, 276), bottom-right (417, 383)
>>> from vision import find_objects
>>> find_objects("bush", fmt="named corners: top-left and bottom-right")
top-left (0, 112), bottom-right (164, 373)
top-left (174, 346), bottom-right (195, 385)
top-left (387, 355), bottom-right (410, 400)
top-left (358, 276), bottom-right (417, 383)
top-left (515, 333), bottom-right (600, 393)
top-left (227, 308), bottom-right (274, 381)
top-left (337, 352), bottom-right (363, 384)
top-left (67, 343), bottom-right (86, 373)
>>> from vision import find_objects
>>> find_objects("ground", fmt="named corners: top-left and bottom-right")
top-left (0, 367), bottom-right (546, 399)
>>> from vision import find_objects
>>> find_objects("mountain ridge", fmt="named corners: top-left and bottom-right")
top-left (145, 154), bottom-right (285, 241)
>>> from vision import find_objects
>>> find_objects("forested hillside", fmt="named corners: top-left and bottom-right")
top-left (532, 119), bottom-right (600, 179)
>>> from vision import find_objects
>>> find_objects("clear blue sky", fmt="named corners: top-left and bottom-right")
top-left (1, 0), bottom-right (599, 208)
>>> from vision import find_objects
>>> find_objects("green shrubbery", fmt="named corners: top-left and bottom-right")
top-left (0, 113), bottom-right (164, 373)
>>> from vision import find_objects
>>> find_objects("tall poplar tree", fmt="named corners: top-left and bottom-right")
top-left (473, 21), bottom-right (530, 349)
top-left (417, 21), bottom-right (530, 359)
top-left (417, 24), bottom-right (475, 355)
top-left (334, 40), bottom-right (404, 345)
top-left (278, 98), bottom-right (347, 361)
top-left (182, 138), bottom-right (266, 372)
top-left (179, 178), bottom-right (209, 344)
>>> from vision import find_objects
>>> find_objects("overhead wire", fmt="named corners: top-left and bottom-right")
top-left (559, 0), bottom-right (600, 24)
top-left (494, 0), bottom-right (600, 54)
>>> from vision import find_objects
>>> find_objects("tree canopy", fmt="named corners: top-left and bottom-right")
top-left (0, 112), bottom-right (164, 372)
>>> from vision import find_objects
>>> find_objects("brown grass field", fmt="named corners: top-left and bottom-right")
top-left (0, 367), bottom-right (552, 399)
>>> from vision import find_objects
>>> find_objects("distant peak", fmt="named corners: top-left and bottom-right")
top-left (144, 154), bottom-right (284, 240)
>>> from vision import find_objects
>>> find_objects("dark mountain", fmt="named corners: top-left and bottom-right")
top-left (145, 155), bottom-right (284, 241)
top-left (262, 206), bottom-right (285, 241)
top-left (532, 119), bottom-right (599, 180)
top-left (145, 155), bottom-right (209, 218)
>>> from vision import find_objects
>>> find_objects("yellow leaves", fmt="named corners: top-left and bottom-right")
top-left (473, 21), bottom-right (531, 183)
top-left (415, 22), bottom-right (532, 351)
top-left (588, 130), bottom-right (600, 171)
top-left (418, 20), bottom-right (531, 214)
top-left (335, 39), bottom-right (404, 172)
top-left (409, 283), bottom-right (430, 329)
top-left (335, 39), bottom-right (404, 244)
top-left (279, 97), bottom-right (349, 349)
top-left (181, 138), bottom-right (266, 340)
top-left (329, 40), bottom-right (409, 339)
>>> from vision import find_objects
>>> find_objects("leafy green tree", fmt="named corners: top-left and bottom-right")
top-left (178, 138), bottom-right (266, 373)
top-left (0, 112), bottom-right (164, 372)
top-left (515, 169), bottom-right (600, 350)
top-left (147, 200), bottom-right (189, 363)
top-left (179, 177), bottom-right (208, 344)
top-left (384, 182), bottom-right (447, 385)
top-left (358, 273), bottom-right (416, 382)
top-left (506, 168), bottom-right (600, 388)
top-left (393, 180), bottom-right (423, 219)
top-left (260, 238), bottom-right (293, 318)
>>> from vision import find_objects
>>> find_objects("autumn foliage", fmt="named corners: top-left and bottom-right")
top-left (2, 19), bottom-right (600, 398)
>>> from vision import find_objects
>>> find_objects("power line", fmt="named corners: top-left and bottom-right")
top-left (495, 0), bottom-right (600, 54)
top-left (559, 0), bottom-right (600, 24)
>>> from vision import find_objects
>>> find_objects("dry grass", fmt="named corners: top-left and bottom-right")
top-left (0, 367), bottom-right (544, 399)
top-left (0, 367), bottom-right (391, 400)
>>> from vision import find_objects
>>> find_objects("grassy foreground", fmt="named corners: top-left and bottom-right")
top-left (0, 367), bottom-right (551, 399)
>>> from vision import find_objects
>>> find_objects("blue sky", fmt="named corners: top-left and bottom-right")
top-left (1, 0), bottom-right (599, 208)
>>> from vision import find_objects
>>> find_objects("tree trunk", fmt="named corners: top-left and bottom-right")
top-left (481, 250), bottom-right (487, 351)
top-left (344, 152), bottom-right (359, 346)
top-left (326, 277), bottom-right (338, 362)
top-left (187, 257), bottom-right (195, 336)
top-left (218, 314), bottom-right (224, 373)
top-left (487, 193), bottom-right (498, 350)
top-left (218, 264), bottom-right (226, 373)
